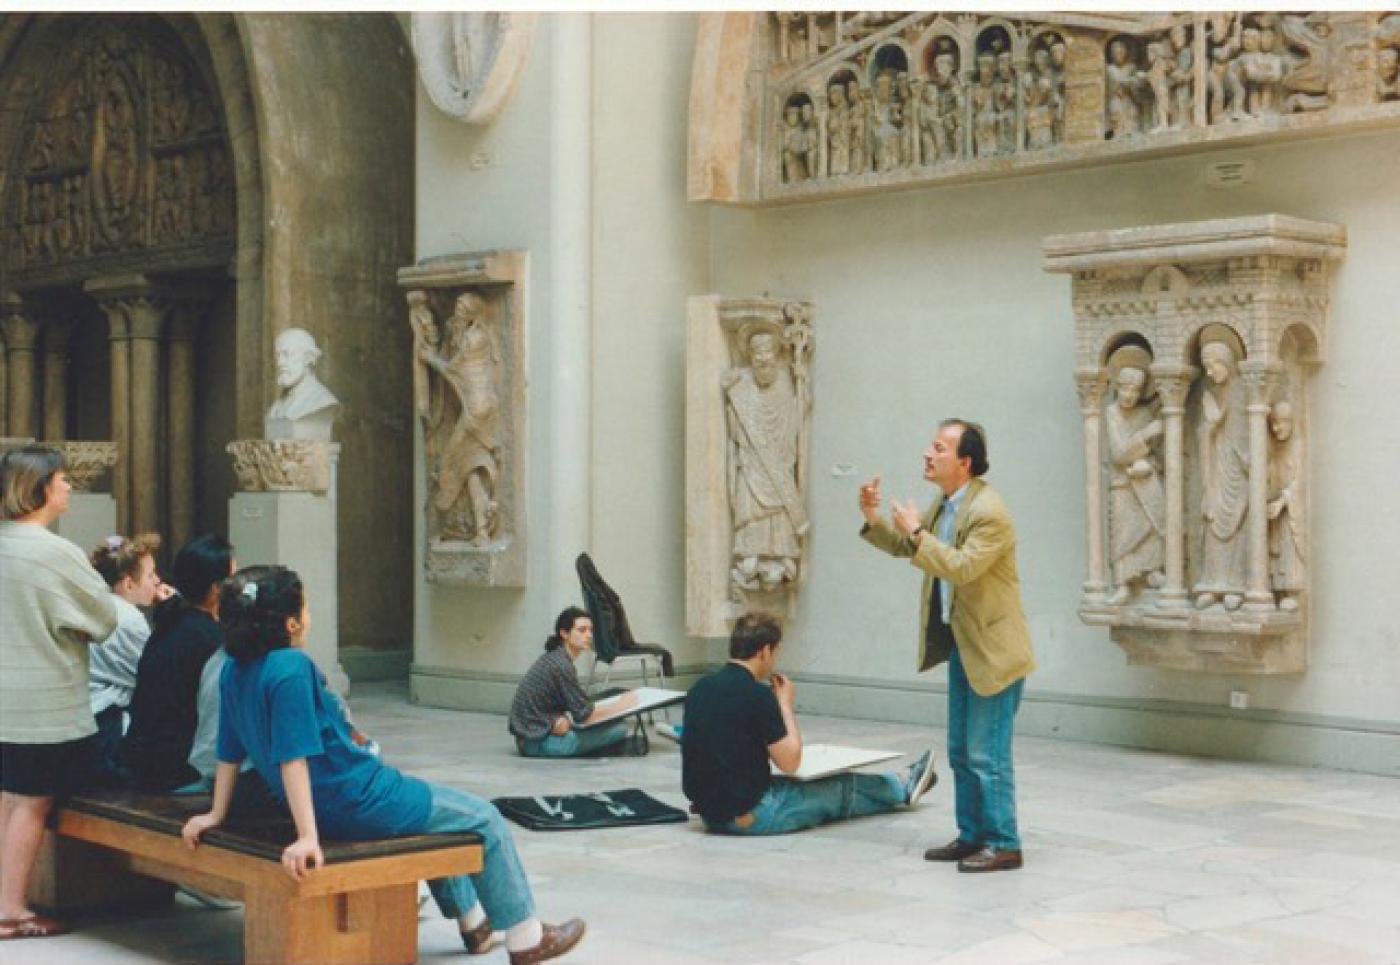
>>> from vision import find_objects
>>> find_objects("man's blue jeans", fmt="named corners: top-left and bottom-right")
top-left (707, 771), bottom-right (905, 835)
top-left (421, 782), bottom-right (536, 929)
top-left (947, 644), bottom-right (1024, 851)
top-left (517, 720), bottom-right (631, 758)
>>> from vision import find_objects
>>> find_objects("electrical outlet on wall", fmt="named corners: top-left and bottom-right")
top-left (1229, 690), bottom-right (1249, 710)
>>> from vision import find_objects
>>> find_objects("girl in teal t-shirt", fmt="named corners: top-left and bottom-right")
top-left (181, 566), bottom-right (586, 963)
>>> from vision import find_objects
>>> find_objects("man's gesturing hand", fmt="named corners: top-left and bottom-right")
top-left (859, 475), bottom-right (883, 525)
top-left (892, 499), bottom-right (924, 537)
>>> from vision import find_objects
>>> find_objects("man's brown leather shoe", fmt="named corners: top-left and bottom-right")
top-left (460, 919), bottom-right (499, 955)
top-left (957, 847), bottom-right (1023, 873)
top-left (923, 838), bottom-right (982, 862)
top-left (509, 919), bottom-right (587, 965)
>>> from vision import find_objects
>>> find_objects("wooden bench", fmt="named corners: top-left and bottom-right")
top-left (33, 788), bottom-right (482, 965)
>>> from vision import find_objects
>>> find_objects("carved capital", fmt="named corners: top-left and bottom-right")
top-left (0, 292), bottom-right (43, 351)
top-left (1149, 363), bottom-right (1197, 410)
top-left (1238, 360), bottom-right (1281, 407)
top-left (226, 439), bottom-right (335, 494)
top-left (43, 440), bottom-right (118, 492)
top-left (1074, 368), bottom-right (1107, 413)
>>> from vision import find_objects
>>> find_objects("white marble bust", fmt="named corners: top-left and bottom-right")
top-left (265, 328), bottom-right (339, 441)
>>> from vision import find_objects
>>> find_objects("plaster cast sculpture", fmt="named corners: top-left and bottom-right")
top-left (1267, 400), bottom-right (1305, 611)
top-left (265, 328), bottom-right (339, 442)
top-left (1194, 327), bottom-right (1250, 613)
top-left (46, 440), bottom-right (118, 492)
top-left (1106, 38), bottom-right (1147, 139)
top-left (923, 49), bottom-right (965, 160)
top-left (226, 439), bottom-right (333, 494)
top-left (687, 296), bottom-right (814, 636)
top-left (1380, 15), bottom-right (1400, 102)
top-left (1023, 45), bottom-right (1061, 149)
top-left (825, 83), bottom-right (851, 176)
top-left (411, 291), bottom-right (502, 547)
top-left (1104, 348), bottom-right (1165, 605)
top-left (410, 13), bottom-right (536, 126)
top-left (398, 250), bottom-right (528, 587)
top-left (1044, 214), bottom-right (1345, 674)
top-left (723, 316), bottom-right (812, 595)
top-left (697, 12), bottom-right (1400, 205)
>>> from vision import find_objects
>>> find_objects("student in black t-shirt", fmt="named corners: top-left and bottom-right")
top-left (681, 611), bottom-right (937, 835)
top-left (121, 534), bottom-right (235, 791)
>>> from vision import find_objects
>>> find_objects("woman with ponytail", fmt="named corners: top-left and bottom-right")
top-left (182, 567), bottom-right (586, 964)
top-left (507, 607), bottom-right (640, 757)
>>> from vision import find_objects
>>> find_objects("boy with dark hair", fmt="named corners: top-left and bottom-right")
top-left (681, 612), bottom-right (936, 835)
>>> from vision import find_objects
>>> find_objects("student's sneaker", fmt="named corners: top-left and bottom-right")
top-left (903, 749), bottom-right (938, 806)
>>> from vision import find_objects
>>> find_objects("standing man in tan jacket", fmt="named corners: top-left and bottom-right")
top-left (860, 419), bottom-right (1034, 873)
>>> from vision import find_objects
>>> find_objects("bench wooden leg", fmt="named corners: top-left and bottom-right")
top-left (245, 882), bottom-right (418, 965)
top-left (29, 831), bottom-right (175, 915)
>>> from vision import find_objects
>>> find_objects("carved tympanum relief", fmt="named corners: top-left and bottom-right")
top-left (693, 12), bottom-right (1400, 203)
top-left (686, 296), bottom-right (814, 637)
top-left (1045, 215), bottom-right (1345, 674)
top-left (4, 16), bottom-right (234, 283)
top-left (398, 251), bottom-right (527, 587)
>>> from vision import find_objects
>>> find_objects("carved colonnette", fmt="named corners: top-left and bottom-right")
top-left (1044, 215), bottom-right (1344, 674)
top-left (691, 12), bottom-right (1400, 204)
top-left (397, 251), bottom-right (528, 587)
top-left (686, 295), bottom-right (814, 636)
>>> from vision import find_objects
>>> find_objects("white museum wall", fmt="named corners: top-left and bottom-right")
top-left (411, 13), bottom-right (1399, 772)
top-left (411, 15), bottom-right (592, 705)
top-left (706, 128), bottom-right (1400, 772)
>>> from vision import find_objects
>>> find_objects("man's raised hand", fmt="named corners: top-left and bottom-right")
top-left (859, 475), bottom-right (883, 525)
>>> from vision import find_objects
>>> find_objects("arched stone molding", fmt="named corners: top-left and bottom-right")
top-left (690, 11), bottom-right (1400, 205)
top-left (1045, 215), bottom-right (1345, 674)
top-left (0, 12), bottom-right (415, 662)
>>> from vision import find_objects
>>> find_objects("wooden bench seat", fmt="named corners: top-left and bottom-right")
top-left (35, 788), bottom-right (483, 965)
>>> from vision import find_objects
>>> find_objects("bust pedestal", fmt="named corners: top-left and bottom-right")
top-left (227, 440), bottom-right (348, 695)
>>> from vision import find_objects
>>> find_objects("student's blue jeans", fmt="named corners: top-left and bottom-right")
top-left (707, 771), bottom-right (906, 835)
top-left (517, 720), bottom-right (630, 758)
top-left (947, 644), bottom-right (1024, 851)
top-left (422, 782), bottom-right (536, 929)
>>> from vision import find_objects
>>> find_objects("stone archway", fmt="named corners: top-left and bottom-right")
top-left (1, 13), bottom-right (241, 552)
top-left (1, 12), bottom-right (415, 663)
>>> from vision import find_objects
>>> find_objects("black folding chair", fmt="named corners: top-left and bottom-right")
top-left (575, 553), bottom-right (675, 722)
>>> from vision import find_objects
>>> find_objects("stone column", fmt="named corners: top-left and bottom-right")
top-left (1241, 361), bottom-right (1279, 612)
top-left (85, 275), bottom-right (169, 536)
top-left (42, 315), bottom-right (75, 442)
top-left (125, 296), bottom-right (169, 538)
top-left (1, 293), bottom-right (43, 440)
top-left (1151, 365), bottom-right (1195, 609)
top-left (166, 303), bottom-right (200, 553)
top-left (1075, 368), bottom-right (1108, 604)
top-left (86, 280), bottom-right (132, 532)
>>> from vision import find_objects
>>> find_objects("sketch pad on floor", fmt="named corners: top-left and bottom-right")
top-left (778, 744), bottom-right (902, 782)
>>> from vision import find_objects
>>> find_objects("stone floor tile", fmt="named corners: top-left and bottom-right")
top-left (16, 682), bottom-right (1398, 965)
